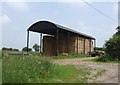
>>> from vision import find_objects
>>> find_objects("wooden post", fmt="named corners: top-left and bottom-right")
top-left (68, 32), bottom-right (70, 54)
top-left (77, 35), bottom-right (79, 53)
top-left (40, 33), bottom-right (42, 53)
top-left (56, 29), bottom-right (59, 56)
top-left (89, 39), bottom-right (91, 52)
top-left (94, 39), bottom-right (96, 51)
top-left (84, 38), bottom-right (85, 54)
top-left (27, 30), bottom-right (29, 52)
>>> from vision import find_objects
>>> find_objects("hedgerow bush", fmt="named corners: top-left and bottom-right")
top-left (104, 26), bottom-right (120, 61)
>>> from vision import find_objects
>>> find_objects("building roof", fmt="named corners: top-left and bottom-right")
top-left (28, 20), bottom-right (95, 40)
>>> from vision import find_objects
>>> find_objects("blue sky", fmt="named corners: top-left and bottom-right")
top-left (1, 0), bottom-right (119, 50)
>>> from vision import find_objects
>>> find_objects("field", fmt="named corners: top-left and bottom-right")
top-left (2, 53), bottom-right (89, 83)
top-left (1, 51), bottom-right (118, 83)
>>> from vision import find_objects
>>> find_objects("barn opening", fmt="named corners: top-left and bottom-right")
top-left (27, 21), bottom-right (96, 56)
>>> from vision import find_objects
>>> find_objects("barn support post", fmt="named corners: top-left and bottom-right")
top-left (89, 39), bottom-right (91, 52)
top-left (77, 35), bottom-right (79, 53)
top-left (68, 32), bottom-right (70, 54)
top-left (84, 38), bottom-right (85, 54)
top-left (40, 33), bottom-right (42, 53)
top-left (94, 39), bottom-right (96, 51)
top-left (56, 28), bottom-right (59, 56)
top-left (27, 30), bottom-right (29, 52)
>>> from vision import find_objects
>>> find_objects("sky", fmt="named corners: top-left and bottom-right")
top-left (118, 1), bottom-right (120, 26)
top-left (1, 0), bottom-right (119, 50)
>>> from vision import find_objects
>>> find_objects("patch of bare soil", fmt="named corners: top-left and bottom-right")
top-left (52, 57), bottom-right (118, 83)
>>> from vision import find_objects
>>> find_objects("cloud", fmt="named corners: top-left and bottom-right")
top-left (4, 0), bottom-right (29, 11)
top-left (0, 14), bottom-right (11, 25)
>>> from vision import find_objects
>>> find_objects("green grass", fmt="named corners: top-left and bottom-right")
top-left (52, 53), bottom-right (89, 59)
top-left (46, 65), bottom-right (89, 83)
top-left (2, 54), bottom-right (89, 83)
top-left (90, 56), bottom-right (120, 63)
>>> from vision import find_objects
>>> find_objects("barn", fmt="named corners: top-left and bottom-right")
top-left (27, 21), bottom-right (96, 56)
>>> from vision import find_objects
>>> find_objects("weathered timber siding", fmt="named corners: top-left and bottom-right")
top-left (69, 36), bottom-right (76, 53)
top-left (85, 39), bottom-right (90, 53)
top-left (58, 32), bottom-right (68, 53)
top-left (74, 37), bottom-right (93, 54)
top-left (43, 36), bottom-right (55, 56)
top-left (78, 37), bottom-right (84, 53)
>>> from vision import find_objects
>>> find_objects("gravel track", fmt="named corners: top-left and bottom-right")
top-left (52, 57), bottom-right (118, 83)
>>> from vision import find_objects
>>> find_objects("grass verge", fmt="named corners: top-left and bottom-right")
top-left (52, 53), bottom-right (89, 59)
top-left (90, 56), bottom-right (120, 63)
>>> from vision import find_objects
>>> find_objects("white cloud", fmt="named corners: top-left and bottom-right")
top-left (0, 14), bottom-right (11, 25)
top-left (4, 0), bottom-right (29, 11)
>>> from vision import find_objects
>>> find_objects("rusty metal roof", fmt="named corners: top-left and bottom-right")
top-left (28, 20), bottom-right (95, 39)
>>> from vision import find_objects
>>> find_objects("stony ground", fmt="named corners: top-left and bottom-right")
top-left (52, 57), bottom-right (119, 83)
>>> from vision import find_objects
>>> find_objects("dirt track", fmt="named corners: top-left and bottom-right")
top-left (52, 57), bottom-right (118, 83)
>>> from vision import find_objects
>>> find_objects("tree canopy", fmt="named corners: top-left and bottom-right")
top-left (33, 44), bottom-right (40, 52)
top-left (94, 47), bottom-right (105, 51)
top-left (2, 47), bottom-right (19, 51)
top-left (104, 26), bottom-right (120, 61)
top-left (22, 47), bottom-right (32, 52)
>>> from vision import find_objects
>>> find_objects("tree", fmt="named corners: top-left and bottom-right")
top-left (22, 47), bottom-right (32, 52)
top-left (116, 26), bottom-right (120, 30)
top-left (2, 47), bottom-right (7, 51)
top-left (2, 47), bottom-right (19, 51)
top-left (2, 47), bottom-right (13, 51)
top-left (13, 49), bottom-right (19, 51)
top-left (94, 47), bottom-right (105, 51)
top-left (33, 44), bottom-right (40, 52)
top-left (104, 26), bottom-right (120, 61)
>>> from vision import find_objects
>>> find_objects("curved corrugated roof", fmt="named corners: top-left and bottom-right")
top-left (28, 20), bottom-right (95, 40)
